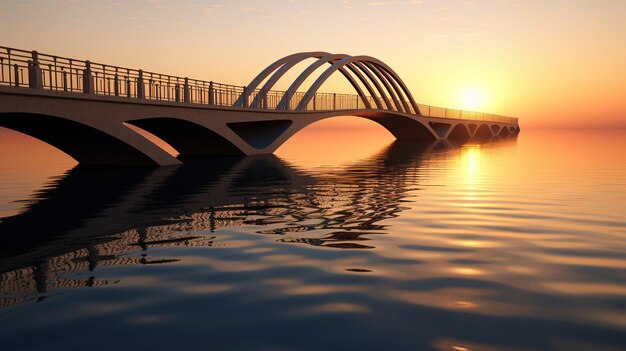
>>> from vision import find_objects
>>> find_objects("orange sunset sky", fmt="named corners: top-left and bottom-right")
top-left (0, 0), bottom-right (624, 129)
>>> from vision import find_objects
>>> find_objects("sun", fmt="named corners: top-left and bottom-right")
top-left (457, 87), bottom-right (488, 111)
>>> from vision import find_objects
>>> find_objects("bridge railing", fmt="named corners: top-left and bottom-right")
top-left (0, 46), bottom-right (518, 124)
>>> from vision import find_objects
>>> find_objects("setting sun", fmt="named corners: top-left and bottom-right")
top-left (457, 87), bottom-right (488, 112)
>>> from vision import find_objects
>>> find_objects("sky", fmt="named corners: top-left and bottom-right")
top-left (0, 0), bottom-right (624, 128)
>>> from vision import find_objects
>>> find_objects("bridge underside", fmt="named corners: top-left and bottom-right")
top-left (0, 88), bottom-right (519, 166)
top-left (0, 113), bottom-right (164, 166)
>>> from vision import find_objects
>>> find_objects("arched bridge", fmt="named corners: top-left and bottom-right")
top-left (0, 46), bottom-right (519, 166)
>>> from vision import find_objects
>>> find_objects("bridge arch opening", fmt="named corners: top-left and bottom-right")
top-left (473, 124), bottom-right (493, 140)
top-left (447, 124), bottom-right (471, 143)
top-left (280, 111), bottom-right (437, 157)
top-left (126, 118), bottom-right (245, 157)
top-left (275, 116), bottom-right (395, 166)
top-left (0, 113), bottom-right (165, 166)
top-left (499, 127), bottom-right (511, 137)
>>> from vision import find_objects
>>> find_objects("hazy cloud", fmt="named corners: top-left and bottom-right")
top-left (202, 3), bottom-right (224, 15)
top-left (18, 3), bottom-right (33, 9)
top-left (368, 0), bottom-right (423, 6)
top-left (240, 7), bottom-right (258, 12)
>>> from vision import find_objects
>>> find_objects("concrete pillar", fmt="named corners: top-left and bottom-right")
top-left (83, 60), bottom-right (94, 94)
top-left (28, 51), bottom-right (43, 89)
top-left (137, 70), bottom-right (145, 99)
top-left (183, 77), bottom-right (190, 103)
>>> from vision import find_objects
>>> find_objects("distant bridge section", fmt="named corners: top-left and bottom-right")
top-left (0, 46), bottom-right (519, 166)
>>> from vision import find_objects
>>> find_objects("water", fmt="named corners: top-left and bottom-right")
top-left (0, 124), bottom-right (625, 351)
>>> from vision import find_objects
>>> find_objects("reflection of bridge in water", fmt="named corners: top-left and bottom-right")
top-left (0, 46), bottom-right (518, 166)
top-left (0, 140), bottom-right (480, 307)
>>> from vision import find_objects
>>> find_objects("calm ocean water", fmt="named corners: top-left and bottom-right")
top-left (0, 125), bottom-right (625, 351)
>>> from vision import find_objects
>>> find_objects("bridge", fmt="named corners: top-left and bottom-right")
top-left (0, 46), bottom-right (519, 166)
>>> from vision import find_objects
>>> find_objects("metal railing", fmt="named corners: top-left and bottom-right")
top-left (0, 46), bottom-right (518, 124)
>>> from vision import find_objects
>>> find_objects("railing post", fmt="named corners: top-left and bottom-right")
top-left (28, 51), bottom-right (43, 89)
top-left (83, 60), bottom-right (94, 94)
top-left (63, 70), bottom-right (68, 91)
top-left (208, 81), bottom-right (214, 105)
top-left (114, 71), bottom-right (119, 96)
top-left (262, 89), bottom-right (268, 109)
top-left (183, 77), bottom-right (190, 103)
top-left (333, 93), bottom-right (336, 110)
top-left (175, 82), bottom-right (181, 102)
top-left (137, 69), bottom-right (145, 99)
top-left (13, 64), bottom-right (19, 87)
top-left (241, 86), bottom-right (248, 107)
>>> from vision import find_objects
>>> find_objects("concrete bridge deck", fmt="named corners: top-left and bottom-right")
top-left (0, 46), bottom-right (519, 166)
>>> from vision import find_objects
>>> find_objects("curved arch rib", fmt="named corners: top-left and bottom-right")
top-left (361, 61), bottom-right (405, 112)
top-left (235, 51), bottom-right (329, 107)
top-left (249, 51), bottom-right (331, 108)
top-left (295, 56), bottom-right (415, 112)
top-left (369, 61), bottom-right (421, 115)
top-left (250, 53), bottom-right (370, 110)
top-left (242, 52), bottom-right (371, 110)
top-left (239, 52), bottom-right (422, 115)
top-left (276, 54), bottom-right (370, 110)
top-left (351, 61), bottom-right (393, 110)
top-left (344, 63), bottom-right (384, 109)
top-left (365, 62), bottom-right (411, 113)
